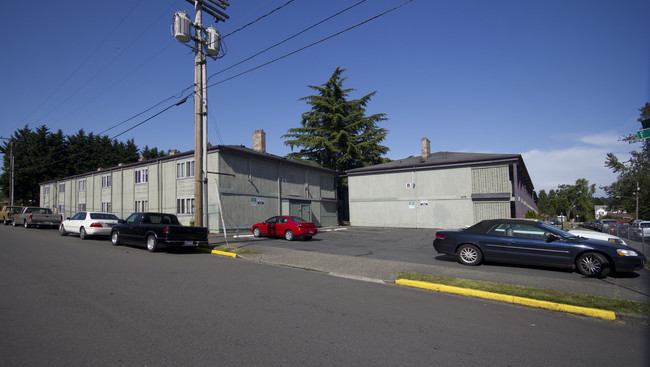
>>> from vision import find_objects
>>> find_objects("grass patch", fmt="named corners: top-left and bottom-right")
top-left (397, 272), bottom-right (650, 316)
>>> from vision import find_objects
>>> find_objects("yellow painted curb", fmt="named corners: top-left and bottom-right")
top-left (395, 278), bottom-right (616, 321)
top-left (211, 249), bottom-right (237, 258)
top-left (196, 247), bottom-right (237, 258)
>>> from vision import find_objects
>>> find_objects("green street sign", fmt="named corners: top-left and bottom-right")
top-left (637, 128), bottom-right (650, 140)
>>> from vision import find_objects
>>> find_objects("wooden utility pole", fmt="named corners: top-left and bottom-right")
top-left (177, 0), bottom-right (229, 228)
top-left (193, 1), bottom-right (205, 227)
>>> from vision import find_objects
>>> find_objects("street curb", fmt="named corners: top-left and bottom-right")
top-left (196, 247), bottom-right (237, 258)
top-left (395, 279), bottom-right (617, 321)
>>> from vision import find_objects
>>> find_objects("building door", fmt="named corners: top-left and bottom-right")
top-left (289, 200), bottom-right (311, 221)
top-left (300, 204), bottom-right (311, 221)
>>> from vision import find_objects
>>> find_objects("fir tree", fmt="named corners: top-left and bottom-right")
top-left (283, 67), bottom-right (389, 173)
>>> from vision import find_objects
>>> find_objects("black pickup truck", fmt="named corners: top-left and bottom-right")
top-left (110, 212), bottom-right (208, 252)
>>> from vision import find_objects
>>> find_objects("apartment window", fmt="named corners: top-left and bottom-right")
top-left (135, 200), bottom-right (148, 212)
top-left (135, 168), bottom-right (148, 184)
top-left (176, 160), bottom-right (195, 179)
top-left (78, 203), bottom-right (86, 211)
top-left (102, 175), bottom-right (111, 188)
top-left (78, 179), bottom-right (86, 192)
top-left (176, 198), bottom-right (195, 214)
top-left (59, 183), bottom-right (65, 192)
top-left (101, 202), bottom-right (112, 213)
top-left (44, 186), bottom-right (50, 196)
top-left (58, 205), bottom-right (64, 215)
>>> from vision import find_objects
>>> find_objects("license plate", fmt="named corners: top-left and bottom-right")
top-left (184, 241), bottom-right (197, 246)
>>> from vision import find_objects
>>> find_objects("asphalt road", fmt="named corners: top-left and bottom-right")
top-left (1, 225), bottom-right (648, 366)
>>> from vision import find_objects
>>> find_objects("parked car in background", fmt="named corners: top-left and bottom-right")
top-left (568, 229), bottom-right (628, 247)
top-left (1, 205), bottom-right (23, 225)
top-left (110, 212), bottom-right (208, 252)
top-left (599, 219), bottom-right (618, 233)
top-left (630, 221), bottom-right (650, 241)
top-left (12, 207), bottom-right (62, 229)
top-left (251, 215), bottom-right (318, 241)
top-left (433, 218), bottom-right (646, 278)
top-left (59, 212), bottom-right (120, 239)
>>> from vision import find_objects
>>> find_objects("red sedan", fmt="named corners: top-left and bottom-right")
top-left (251, 216), bottom-right (317, 241)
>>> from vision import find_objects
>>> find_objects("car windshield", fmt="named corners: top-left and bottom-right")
top-left (537, 222), bottom-right (580, 240)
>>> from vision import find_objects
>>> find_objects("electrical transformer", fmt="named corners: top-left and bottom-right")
top-left (173, 11), bottom-right (191, 43)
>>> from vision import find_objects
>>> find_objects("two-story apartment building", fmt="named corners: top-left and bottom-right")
top-left (40, 130), bottom-right (338, 232)
top-left (346, 138), bottom-right (537, 229)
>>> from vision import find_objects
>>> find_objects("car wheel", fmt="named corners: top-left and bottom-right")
top-left (2, 219), bottom-right (7, 225)
top-left (24, 221), bottom-right (29, 229)
top-left (12, 220), bottom-right (17, 227)
top-left (284, 230), bottom-right (294, 241)
top-left (576, 252), bottom-right (610, 278)
top-left (303, 236), bottom-right (312, 241)
top-left (59, 224), bottom-right (68, 236)
top-left (146, 235), bottom-right (158, 252)
top-left (457, 244), bottom-right (482, 266)
top-left (111, 231), bottom-right (121, 246)
top-left (80, 227), bottom-right (88, 240)
top-left (253, 227), bottom-right (261, 237)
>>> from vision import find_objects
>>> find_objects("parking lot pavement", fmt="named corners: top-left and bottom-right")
top-left (209, 227), bottom-right (650, 304)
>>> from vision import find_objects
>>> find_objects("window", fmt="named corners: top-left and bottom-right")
top-left (59, 183), bottom-right (65, 192)
top-left (177, 160), bottom-right (195, 179)
top-left (58, 204), bottom-right (64, 215)
top-left (176, 198), bottom-right (195, 214)
top-left (101, 202), bottom-right (111, 213)
top-left (78, 179), bottom-right (86, 192)
top-left (102, 175), bottom-right (111, 188)
top-left (135, 168), bottom-right (148, 184)
top-left (135, 200), bottom-right (148, 212)
top-left (78, 203), bottom-right (86, 211)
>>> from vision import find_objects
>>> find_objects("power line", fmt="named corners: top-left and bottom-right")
top-left (13, 97), bottom-right (189, 174)
top-left (43, 1), bottom-right (179, 131)
top-left (207, 0), bottom-right (369, 83)
top-left (222, 0), bottom-right (296, 39)
top-left (8, 0), bottom-right (414, 174)
top-left (207, 0), bottom-right (414, 89)
top-left (19, 0), bottom-right (147, 129)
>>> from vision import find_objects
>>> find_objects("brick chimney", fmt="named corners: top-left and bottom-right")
top-left (253, 130), bottom-right (266, 153)
top-left (421, 137), bottom-right (430, 159)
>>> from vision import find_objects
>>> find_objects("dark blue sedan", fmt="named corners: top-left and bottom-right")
top-left (433, 219), bottom-right (646, 278)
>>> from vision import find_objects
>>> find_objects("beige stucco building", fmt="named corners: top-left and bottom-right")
top-left (346, 138), bottom-right (537, 229)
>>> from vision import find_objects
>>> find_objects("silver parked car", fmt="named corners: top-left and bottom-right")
top-left (630, 221), bottom-right (650, 241)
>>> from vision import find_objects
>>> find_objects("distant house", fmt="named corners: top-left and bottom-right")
top-left (594, 205), bottom-right (607, 219)
top-left (346, 138), bottom-right (537, 229)
top-left (39, 130), bottom-right (338, 232)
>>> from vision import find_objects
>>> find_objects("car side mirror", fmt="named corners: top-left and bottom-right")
top-left (547, 234), bottom-right (562, 243)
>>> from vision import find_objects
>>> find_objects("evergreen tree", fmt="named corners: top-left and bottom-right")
top-left (1, 126), bottom-right (160, 204)
top-left (603, 102), bottom-right (650, 219)
top-left (283, 67), bottom-right (389, 173)
top-left (141, 145), bottom-right (168, 160)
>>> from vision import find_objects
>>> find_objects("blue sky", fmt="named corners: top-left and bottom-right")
top-left (1, 0), bottom-right (648, 196)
